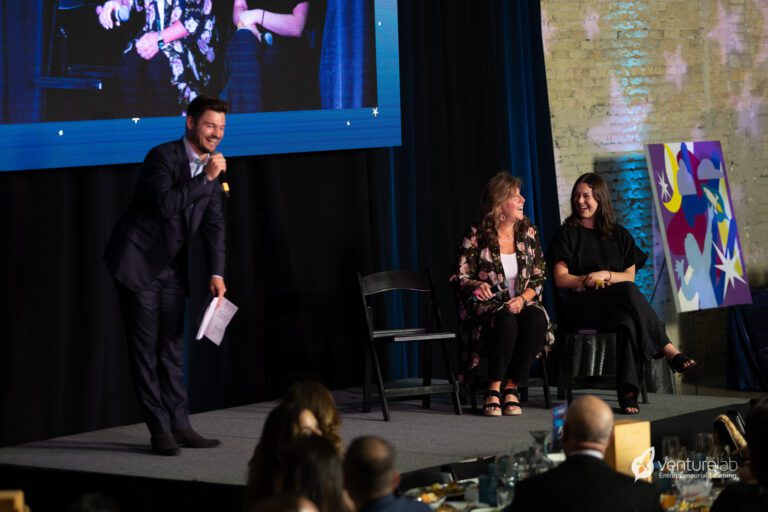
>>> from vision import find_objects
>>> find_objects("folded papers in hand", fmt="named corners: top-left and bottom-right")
top-left (196, 297), bottom-right (238, 346)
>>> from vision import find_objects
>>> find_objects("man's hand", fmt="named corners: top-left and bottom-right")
top-left (204, 153), bottom-right (227, 181)
top-left (136, 32), bottom-right (161, 60)
top-left (209, 276), bottom-right (227, 306)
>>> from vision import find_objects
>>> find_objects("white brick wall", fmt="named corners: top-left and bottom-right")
top-left (542, 0), bottom-right (768, 378)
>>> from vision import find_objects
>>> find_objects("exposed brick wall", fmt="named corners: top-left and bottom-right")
top-left (541, 0), bottom-right (768, 379)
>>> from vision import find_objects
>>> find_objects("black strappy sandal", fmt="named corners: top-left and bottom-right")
top-left (502, 387), bottom-right (522, 416)
top-left (617, 386), bottom-right (640, 415)
top-left (483, 389), bottom-right (502, 417)
top-left (668, 353), bottom-right (697, 373)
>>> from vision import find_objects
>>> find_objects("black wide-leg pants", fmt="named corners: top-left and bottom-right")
top-left (562, 281), bottom-right (670, 391)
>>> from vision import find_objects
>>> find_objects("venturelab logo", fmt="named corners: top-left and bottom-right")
top-left (631, 447), bottom-right (655, 482)
top-left (658, 458), bottom-right (740, 480)
top-left (631, 447), bottom-right (740, 481)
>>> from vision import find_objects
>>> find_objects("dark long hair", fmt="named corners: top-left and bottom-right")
top-left (478, 172), bottom-right (531, 246)
top-left (244, 402), bottom-right (306, 508)
top-left (282, 436), bottom-right (346, 512)
top-left (565, 172), bottom-right (616, 238)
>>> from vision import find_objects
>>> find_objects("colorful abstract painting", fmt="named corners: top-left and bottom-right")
top-left (645, 141), bottom-right (751, 312)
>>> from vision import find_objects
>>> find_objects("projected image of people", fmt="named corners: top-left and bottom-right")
top-left (2, 0), bottom-right (378, 124)
top-left (96, 0), bottom-right (218, 117)
top-left (222, 1), bottom-right (310, 113)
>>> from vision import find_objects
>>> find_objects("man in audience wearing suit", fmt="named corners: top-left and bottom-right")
top-left (104, 95), bottom-right (229, 456)
top-left (344, 436), bottom-right (431, 512)
top-left (508, 395), bottom-right (660, 512)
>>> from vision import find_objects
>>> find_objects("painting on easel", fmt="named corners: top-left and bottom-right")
top-left (645, 141), bottom-right (751, 312)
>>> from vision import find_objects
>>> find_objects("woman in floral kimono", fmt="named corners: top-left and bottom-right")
top-left (97, 0), bottom-right (217, 117)
top-left (450, 172), bottom-right (554, 417)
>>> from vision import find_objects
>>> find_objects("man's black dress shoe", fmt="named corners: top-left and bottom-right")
top-left (172, 428), bottom-right (221, 448)
top-left (151, 432), bottom-right (181, 456)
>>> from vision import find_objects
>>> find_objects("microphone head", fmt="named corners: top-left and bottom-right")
top-left (117, 5), bottom-right (130, 22)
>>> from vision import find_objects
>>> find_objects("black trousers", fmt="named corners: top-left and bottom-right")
top-left (485, 306), bottom-right (548, 384)
top-left (222, 30), bottom-right (265, 113)
top-left (115, 264), bottom-right (190, 435)
top-left (562, 281), bottom-right (670, 391)
top-left (117, 48), bottom-right (180, 118)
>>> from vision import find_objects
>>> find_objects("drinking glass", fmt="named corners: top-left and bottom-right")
top-left (528, 430), bottom-right (553, 475)
top-left (696, 433), bottom-right (716, 459)
top-left (495, 455), bottom-right (515, 508)
top-left (662, 435), bottom-right (681, 461)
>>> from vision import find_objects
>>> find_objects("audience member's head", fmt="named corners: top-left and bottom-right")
top-left (746, 398), bottom-right (768, 485)
top-left (283, 380), bottom-right (342, 452)
top-left (562, 395), bottom-right (614, 456)
top-left (282, 435), bottom-right (346, 512)
top-left (246, 495), bottom-right (319, 512)
top-left (343, 436), bottom-right (398, 509)
top-left (245, 402), bottom-right (321, 507)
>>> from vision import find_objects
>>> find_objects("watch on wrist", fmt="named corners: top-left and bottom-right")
top-left (157, 32), bottom-right (165, 50)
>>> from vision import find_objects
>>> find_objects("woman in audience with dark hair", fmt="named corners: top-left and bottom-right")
top-left (712, 398), bottom-right (768, 512)
top-left (450, 172), bottom-right (554, 417)
top-left (282, 435), bottom-right (348, 512)
top-left (244, 402), bottom-right (322, 509)
top-left (282, 380), bottom-right (342, 453)
top-left (550, 172), bottom-right (696, 414)
top-left (246, 495), bottom-right (319, 512)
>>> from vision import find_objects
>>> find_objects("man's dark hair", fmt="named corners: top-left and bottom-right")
top-left (344, 436), bottom-right (396, 501)
top-left (187, 95), bottom-right (228, 120)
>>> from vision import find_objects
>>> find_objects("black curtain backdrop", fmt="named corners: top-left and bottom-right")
top-left (0, 1), bottom-right (558, 447)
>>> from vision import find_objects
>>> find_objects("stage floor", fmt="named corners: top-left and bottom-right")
top-left (0, 387), bottom-right (747, 487)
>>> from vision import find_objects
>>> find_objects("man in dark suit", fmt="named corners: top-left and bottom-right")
top-left (344, 436), bottom-right (431, 512)
top-left (104, 95), bottom-right (228, 456)
top-left (508, 395), bottom-right (660, 512)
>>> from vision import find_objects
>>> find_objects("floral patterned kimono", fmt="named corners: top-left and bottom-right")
top-left (449, 222), bottom-right (555, 383)
top-left (127, 0), bottom-right (217, 109)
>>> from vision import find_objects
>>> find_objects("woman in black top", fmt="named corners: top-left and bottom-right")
top-left (223, 0), bottom-right (310, 112)
top-left (550, 173), bottom-right (696, 414)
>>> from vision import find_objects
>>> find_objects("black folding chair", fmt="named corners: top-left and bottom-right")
top-left (357, 270), bottom-right (463, 421)
top-left (557, 327), bottom-right (648, 405)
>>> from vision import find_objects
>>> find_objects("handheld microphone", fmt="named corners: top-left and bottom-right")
top-left (117, 5), bottom-right (130, 22)
top-left (96, 3), bottom-right (131, 24)
top-left (471, 283), bottom-right (508, 302)
top-left (211, 152), bottom-right (230, 198)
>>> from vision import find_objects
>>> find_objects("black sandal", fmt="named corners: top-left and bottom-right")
top-left (502, 387), bottom-right (522, 416)
top-left (617, 387), bottom-right (640, 415)
top-left (483, 390), bottom-right (502, 417)
top-left (668, 353), bottom-right (697, 373)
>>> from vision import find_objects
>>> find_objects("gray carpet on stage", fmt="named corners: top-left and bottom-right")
top-left (0, 387), bottom-right (746, 486)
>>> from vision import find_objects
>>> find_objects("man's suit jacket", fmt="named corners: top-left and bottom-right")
top-left (104, 138), bottom-right (225, 292)
top-left (508, 454), bottom-right (661, 512)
